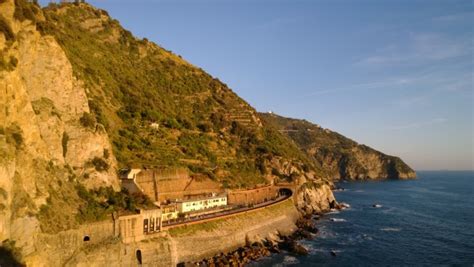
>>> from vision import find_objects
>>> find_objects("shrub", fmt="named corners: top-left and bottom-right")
top-left (0, 16), bottom-right (15, 42)
top-left (9, 56), bottom-right (18, 67)
top-left (163, 118), bottom-right (181, 129)
top-left (14, 0), bottom-right (37, 22)
top-left (0, 56), bottom-right (18, 72)
top-left (88, 99), bottom-right (109, 129)
top-left (197, 122), bottom-right (212, 133)
top-left (91, 157), bottom-right (109, 172)
top-left (5, 125), bottom-right (23, 149)
top-left (75, 185), bottom-right (155, 223)
top-left (79, 112), bottom-right (96, 129)
top-left (103, 149), bottom-right (110, 159)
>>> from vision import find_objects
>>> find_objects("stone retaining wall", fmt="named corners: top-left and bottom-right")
top-left (27, 198), bottom-right (299, 266)
top-left (227, 185), bottom-right (279, 205)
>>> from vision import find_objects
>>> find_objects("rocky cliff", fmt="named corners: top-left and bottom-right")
top-left (0, 1), bottom-right (414, 265)
top-left (0, 1), bottom-right (336, 265)
top-left (260, 113), bottom-right (416, 180)
top-left (0, 0), bottom-right (119, 264)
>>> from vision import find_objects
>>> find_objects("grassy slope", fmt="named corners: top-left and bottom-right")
top-left (38, 3), bottom-right (317, 188)
top-left (259, 113), bottom-right (415, 179)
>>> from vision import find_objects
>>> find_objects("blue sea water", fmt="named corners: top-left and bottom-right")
top-left (253, 171), bottom-right (474, 266)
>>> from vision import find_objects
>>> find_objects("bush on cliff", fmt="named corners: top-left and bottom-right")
top-left (0, 15), bottom-right (15, 42)
top-left (75, 185), bottom-right (155, 223)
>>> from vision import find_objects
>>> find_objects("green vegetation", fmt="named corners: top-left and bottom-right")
top-left (0, 55), bottom-right (18, 72)
top-left (79, 112), bottom-right (96, 129)
top-left (260, 113), bottom-right (415, 179)
top-left (91, 156), bottom-right (109, 171)
top-left (13, 0), bottom-right (39, 22)
top-left (38, 178), bottom-right (155, 232)
top-left (75, 185), bottom-right (154, 223)
top-left (0, 15), bottom-right (15, 42)
top-left (5, 124), bottom-right (23, 149)
top-left (39, 3), bottom-right (316, 187)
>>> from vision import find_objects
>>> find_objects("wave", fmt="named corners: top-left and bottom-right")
top-left (381, 227), bottom-right (402, 232)
top-left (340, 202), bottom-right (351, 209)
top-left (330, 218), bottom-right (346, 222)
top-left (282, 255), bottom-right (300, 265)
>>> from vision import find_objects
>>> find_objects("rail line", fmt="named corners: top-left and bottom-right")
top-left (162, 191), bottom-right (293, 229)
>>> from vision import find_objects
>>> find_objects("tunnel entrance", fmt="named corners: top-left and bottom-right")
top-left (136, 249), bottom-right (142, 265)
top-left (83, 236), bottom-right (90, 242)
top-left (279, 188), bottom-right (292, 197)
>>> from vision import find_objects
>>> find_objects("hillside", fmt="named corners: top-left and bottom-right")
top-left (259, 113), bottom-right (416, 180)
top-left (0, 1), bottom-right (414, 265)
top-left (35, 2), bottom-right (324, 188)
top-left (0, 0), bottom-right (325, 245)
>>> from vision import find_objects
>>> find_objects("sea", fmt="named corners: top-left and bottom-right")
top-left (251, 171), bottom-right (474, 266)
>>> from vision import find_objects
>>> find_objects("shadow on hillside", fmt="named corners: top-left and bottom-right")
top-left (0, 246), bottom-right (25, 267)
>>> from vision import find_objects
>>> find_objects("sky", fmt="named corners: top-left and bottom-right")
top-left (40, 0), bottom-right (473, 170)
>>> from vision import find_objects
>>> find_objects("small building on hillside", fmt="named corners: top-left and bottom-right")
top-left (176, 193), bottom-right (227, 214)
top-left (118, 208), bottom-right (162, 243)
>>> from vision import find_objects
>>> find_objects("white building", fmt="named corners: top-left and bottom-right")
top-left (176, 194), bottom-right (227, 213)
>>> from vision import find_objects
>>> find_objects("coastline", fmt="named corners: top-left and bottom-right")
top-left (187, 205), bottom-right (343, 266)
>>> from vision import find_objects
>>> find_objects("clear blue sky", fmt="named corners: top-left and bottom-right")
top-left (41, 0), bottom-right (473, 170)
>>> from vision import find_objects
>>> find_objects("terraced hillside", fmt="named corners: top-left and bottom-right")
top-left (37, 2), bottom-right (317, 188)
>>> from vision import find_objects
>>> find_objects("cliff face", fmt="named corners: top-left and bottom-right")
top-left (259, 113), bottom-right (416, 180)
top-left (0, 0), bottom-right (119, 260)
top-left (0, 1), bottom-right (336, 265)
top-left (295, 183), bottom-right (337, 214)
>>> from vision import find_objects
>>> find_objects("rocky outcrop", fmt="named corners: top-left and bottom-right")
top-left (260, 113), bottom-right (416, 180)
top-left (295, 182), bottom-right (337, 214)
top-left (0, 0), bottom-right (119, 262)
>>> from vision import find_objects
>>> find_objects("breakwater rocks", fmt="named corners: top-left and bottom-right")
top-left (187, 216), bottom-right (318, 266)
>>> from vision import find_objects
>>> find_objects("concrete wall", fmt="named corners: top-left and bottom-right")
top-left (33, 220), bottom-right (116, 266)
top-left (118, 209), bottom-right (163, 244)
top-left (169, 198), bottom-right (300, 264)
top-left (29, 198), bottom-right (299, 267)
top-left (129, 168), bottom-right (222, 202)
top-left (227, 185), bottom-right (279, 206)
